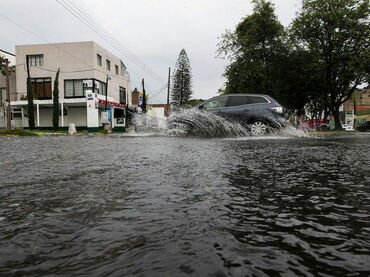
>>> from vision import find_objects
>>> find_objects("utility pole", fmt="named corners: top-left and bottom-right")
top-left (353, 91), bottom-right (357, 129)
top-left (26, 55), bottom-right (31, 83)
top-left (26, 55), bottom-right (35, 129)
top-left (4, 59), bottom-right (11, 130)
top-left (167, 67), bottom-right (170, 105)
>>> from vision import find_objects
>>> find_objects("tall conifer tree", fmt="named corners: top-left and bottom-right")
top-left (52, 69), bottom-right (60, 129)
top-left (171, 49), bottom-right (193, 108)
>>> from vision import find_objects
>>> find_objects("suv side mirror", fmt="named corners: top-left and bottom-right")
top-left (198, 105), bottom-right (204, 110)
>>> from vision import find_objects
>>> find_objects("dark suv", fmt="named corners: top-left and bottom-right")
top-left (167, 94), bottom-right (287, 136)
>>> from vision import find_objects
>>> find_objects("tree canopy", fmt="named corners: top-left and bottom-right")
top-left (217, 0), bottom-right (286, 98)
top-left (218, 0), bottom-right (370, 129)
top-left (291, 0), bottom-right (370, 129)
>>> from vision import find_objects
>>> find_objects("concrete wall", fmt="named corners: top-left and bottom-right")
top-left (16, 42), bottom-right (95, 99)
top-left (66, 106), bottom-right (87, 127)
top-left (0, 67), bottom-right (16, 101)
top-left (7, 41), bottom-right (131, 128)
top-left (92, 43), bottom-right (131, 105)
top-left (0, 109), bottom-right (5, 128)
top-left (38, 107), bottom-right (53, 127)
top-left (15, 41), bottom-right (130, 105)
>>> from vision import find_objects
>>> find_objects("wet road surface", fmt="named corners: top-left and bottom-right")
top-left (0, 134), bottom-right (369, 276)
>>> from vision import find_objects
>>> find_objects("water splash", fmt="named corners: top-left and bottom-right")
top-left (165, 109), bottom-right (250, 137)
top-left (128, 109), bottom-right (308, 138)
top-left (275, 124), bottom-right (309, 138)
top-left (165, 109), bottom-right (309, 138)
top-left (128, 112), bottom-right (167, 134)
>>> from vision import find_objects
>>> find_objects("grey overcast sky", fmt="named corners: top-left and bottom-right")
top-left (0, 0), bottom-right (301, 103)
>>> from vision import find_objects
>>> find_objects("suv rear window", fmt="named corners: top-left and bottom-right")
top-left (225, 95), bottom-right (269, 106)
top-left (247, 96), bottom-right (268, 104)
top-left (226, 96), bottom-right (249, 107)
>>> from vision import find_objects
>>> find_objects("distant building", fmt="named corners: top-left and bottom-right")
top-left (1, 41), bottom-right (131, 130)
top-left (342, 88), bottom-right (370, 126)
top-left (0, 49), bottom-right (17, 126)
top-left (131, 87), bottom-right (143, 107)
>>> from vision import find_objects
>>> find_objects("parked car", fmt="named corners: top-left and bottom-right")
top-left (316, 123), bottom-right (330, 131)
top-left (167, 94), bottom-right (287, 136)
top-left (356, 121), bottom-right (370, 132)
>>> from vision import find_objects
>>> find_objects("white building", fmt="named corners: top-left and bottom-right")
top-left (0, 49), bottom-right (16, 128)
top-left (7, 41), bottom-right (131, 131)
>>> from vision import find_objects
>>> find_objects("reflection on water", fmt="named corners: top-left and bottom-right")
top-left (0, 135), bottom-right (369, 276)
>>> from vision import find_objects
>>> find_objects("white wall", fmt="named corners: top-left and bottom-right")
top-left (13, 41), bottom-right (131, 128)
top-left (15, 41), bottom-right (130, 105)
top-left (38, 107), bottom-right (53, 127)
top-left (16, 42), bottom-right (95, 99)
top-left (67, 107), bottom-right (87, 127)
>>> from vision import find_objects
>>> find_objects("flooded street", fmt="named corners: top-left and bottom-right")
top-left (0, 134), bottom-right (370, 276)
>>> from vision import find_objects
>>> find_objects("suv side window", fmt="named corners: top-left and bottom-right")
top-left (246, 96), bottom-right (268, 104)
top-left (226, 96), bottom-right (249, 107)
top-left (203, 96), bottom-right (228, 109)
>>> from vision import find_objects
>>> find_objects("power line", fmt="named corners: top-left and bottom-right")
top-left (62, 0), bottom-right (145, 69)
top-left (56, 0), bottom-right (169, 102)
top-left (0, 9), bottom-right (169, 102)
top-left (55, 0), bottom-right (142, 68)
top-left (0, 12), bottom-right (129, 83)
top-left (23, 65), bottom-right (95, 74)
top-left (0, 48), bottom-right (15, 56)
top-left (55, 0), bottom-right (166, 84)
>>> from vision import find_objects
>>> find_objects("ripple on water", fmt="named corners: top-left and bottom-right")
top-left (0, 135), bottom-right (370, 276)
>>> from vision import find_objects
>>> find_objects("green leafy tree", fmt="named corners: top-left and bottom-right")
top-left (291, 0), bottom-right (370, 129)
top-left (171, 49), bottom-right (193, 108)
top-left (277, 47), bottom-right (327, 113)
top-left (52, 69), bottom-right (60, 129)
top-left (217, 0), bottom-right (287, 101)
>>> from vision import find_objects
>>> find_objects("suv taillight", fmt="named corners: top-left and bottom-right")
top-left (270, 106), bottom-right (283, 114)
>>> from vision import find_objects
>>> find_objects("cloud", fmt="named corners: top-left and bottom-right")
top-left (0, 0), bottom-right (300, 102)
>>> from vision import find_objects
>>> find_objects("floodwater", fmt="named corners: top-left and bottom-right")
top-left (0, 133), bottom-right (369, 276)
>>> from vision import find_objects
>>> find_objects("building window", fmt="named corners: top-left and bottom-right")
top-left (28, 54), bottom-right (44, 67)
top-left (64, 80), bottom-right (85, 98)
top-left (119, 87), bottom-right (126, 105)
top-left (11, 108), bottom-right (22, 119)
top-left (106, 59), bottom-right (111, 71)
top-left (94, 80), bottom-right (106, 96)
top-left (0, 87), bottom-right (7, 102)
top-left (31, 77), bottom-right (51, 99)
top-left (121, 61), bottom-right (126, 76)
top-left (115, 65), bottom-right (119, 75)
top-left (97, 54), bottom-right (102, 66)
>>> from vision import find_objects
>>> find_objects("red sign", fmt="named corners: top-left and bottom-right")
top-left (98, 99), bottom-right (125, 108)
top-left (357, 105), bottom-right (370, 111)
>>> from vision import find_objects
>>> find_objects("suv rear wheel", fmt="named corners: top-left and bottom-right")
top-left (250, 121), bottom-right (268, 136)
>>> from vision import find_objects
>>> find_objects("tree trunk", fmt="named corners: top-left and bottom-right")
top-left (332, 106), bottom-right (342, 130)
